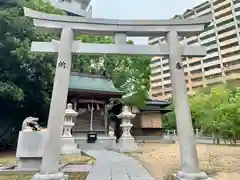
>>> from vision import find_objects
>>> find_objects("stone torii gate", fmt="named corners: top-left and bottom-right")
top-left (24, 7), bottom-right (212, 180)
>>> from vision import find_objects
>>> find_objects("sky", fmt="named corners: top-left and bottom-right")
top-left (89, 0), bottom-right (206, 44)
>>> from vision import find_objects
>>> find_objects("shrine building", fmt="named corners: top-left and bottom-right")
top-left (67, 71), bottom-right (170, 146)
top-left (68, 71), bottom-right (122, 137)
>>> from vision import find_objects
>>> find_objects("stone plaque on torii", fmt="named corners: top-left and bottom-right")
top-left (23, 7), bottom-right (212, 180)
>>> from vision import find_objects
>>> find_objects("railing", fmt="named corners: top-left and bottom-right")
top-left (164, 129), bottom-right (240, 145)
top-left (165, 129), bottom-right (205, 138)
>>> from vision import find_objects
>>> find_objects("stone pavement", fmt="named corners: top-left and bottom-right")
top-left (83, 150), bottom-right (155, 180)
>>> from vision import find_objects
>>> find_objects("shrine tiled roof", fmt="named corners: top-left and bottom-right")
top-left (140, 97), bottom-right (171, 113)
top-left (146, 97), bottom-right (170, 106)
top-left (69, 73), bottom-right (122, 95)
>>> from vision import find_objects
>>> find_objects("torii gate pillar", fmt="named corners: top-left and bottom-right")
top-left (32, 28), bottom-right (73, 180)
top-left (167, 31), bottom-right (210, 180)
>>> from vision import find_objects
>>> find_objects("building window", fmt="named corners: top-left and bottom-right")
top-left (204, 64), bottom-right (221, 72)
top-left (151, 79), bottom-right (162, 84)
top-left (205, 73), bottom-right (222, 80)
top-left (151, 71), bottom-right (161, 76)
top-left (151, 65), bottom-right (161, 70)
top-left (192, 77), bottom-right (202, 82)
top-left (152, 92), bottom-right (162, 97)
top-left (151, 86), bottom-right (162, 90)
top-left (151, 58), bottom-right (161, 64)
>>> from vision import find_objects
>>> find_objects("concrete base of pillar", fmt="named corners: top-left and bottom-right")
top-left (173, 171), bottom-right (213, 180)
top-left (117, 136), bottom-right (138, 153)
top-left (32, 172), bottom-right (68, 180)
top-left (61, 138), bottom-right (81, 155)
top-left (17, 158), bottom-right (42, 170)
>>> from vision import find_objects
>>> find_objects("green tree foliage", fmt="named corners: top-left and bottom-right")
top-left (191, 85), bottom-right (240, 144)
top-left (0, 0), bottom-right (151, 130)
top-left (163, 98), bottom-right (176, 130)
top-left (74, 35), bottom-right (151, 107)
top-left (164, 85), bottom-right (240, 144)
top-left (190, 86), bottom-right (230, 133)
top-left (0, 0), bottom-right (62, 125)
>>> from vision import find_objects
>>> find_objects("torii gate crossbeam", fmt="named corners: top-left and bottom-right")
top-left (24, 7), bottom-right (212, 180)
top-left (31, 41), bottom-right (206, 57)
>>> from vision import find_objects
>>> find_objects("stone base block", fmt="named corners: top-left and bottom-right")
top-left (105, 137), bottom-right (117, 150)
top-left (16, 131), bottom-right (46, 170)
top-left (61, 145), bottom-right (80, 155)
top-left (61, 138), bottom-right (81, 155)
top-left (32, 172), bottom-right (68, 180)
top-left (117, 136), bottom-right (138, 153)
top-left (173, 172), bottom-right (213, 180)
top-left (16, 131), bottom-right (47, 158)
top-left (74, 136), bottom-right (116, 150)
top-left (17, 158), bottom-right (42, 170)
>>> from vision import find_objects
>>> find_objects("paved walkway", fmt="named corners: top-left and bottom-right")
top-left (83, 150), bottom-right (155, 180)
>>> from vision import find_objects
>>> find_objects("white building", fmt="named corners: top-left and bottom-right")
top-left (149, 0), bottom-right (240, 100)
top-left (48, 0), bottom-right (92, 17)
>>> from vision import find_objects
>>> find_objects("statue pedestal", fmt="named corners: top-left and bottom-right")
top-left (117, 137), bottom-right (137, 152)
top-left (117, 124), bottom-right (137, 152)
top-left (16, 131), bottom-right (47, 170)
top-left (117, 106), bottom-right (138, 153)
top-left (61, 138), bottom-right (80, 155)
top-left (61, 104), bottom-right (80, 155)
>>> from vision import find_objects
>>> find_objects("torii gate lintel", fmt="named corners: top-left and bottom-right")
top-left (30, 41), bottom-right (206, 57)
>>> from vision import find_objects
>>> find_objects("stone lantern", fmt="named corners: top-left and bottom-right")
top-left (117, 106), bottom-right (137, 152)
top-left (61, 103), bottom-right (80, 154)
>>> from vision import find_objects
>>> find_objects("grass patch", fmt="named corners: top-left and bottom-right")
top-left (0, 153), bottom-right (94, 166)
top-left (61, 154), bottom-right (95, 165)
top-left (69, 172), bottom-right (88, 179)
top-left (0, 153), bottom-right (92, 179)
top-left (122, 152), bottom-right (143, 157)
top-left (0, 172), bottom-right (88, 180)
top-left (0, 155), bottom-right (16, 166)
top-left (0, 173), bottom-right (33, 180)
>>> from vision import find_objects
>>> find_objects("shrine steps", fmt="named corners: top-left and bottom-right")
top-left (73, 111), bottom-right (106, 132)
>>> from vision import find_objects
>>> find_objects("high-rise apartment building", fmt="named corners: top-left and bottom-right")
top-left (48, 0), bottom-right (92, 17)
top-left (149, 0), bottom-right (240, 100)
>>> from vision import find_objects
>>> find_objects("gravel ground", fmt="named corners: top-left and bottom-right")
top-left (132, 143), bottom-right (240, 180)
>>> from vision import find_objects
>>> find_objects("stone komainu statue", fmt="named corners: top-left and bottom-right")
top-left (22, 117), bottom-right (41, 131)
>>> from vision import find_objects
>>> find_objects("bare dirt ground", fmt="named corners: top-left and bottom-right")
top-left (132, 143), bottom-right (240, 180)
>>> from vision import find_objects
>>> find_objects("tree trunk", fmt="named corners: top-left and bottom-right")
top-left (233, 135), bottom-right (237, 145)
top-left (212, 132), bottom-right (216, 144)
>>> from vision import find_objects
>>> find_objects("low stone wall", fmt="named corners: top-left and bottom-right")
top-left (74, 136), bottom-right (116, 150)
